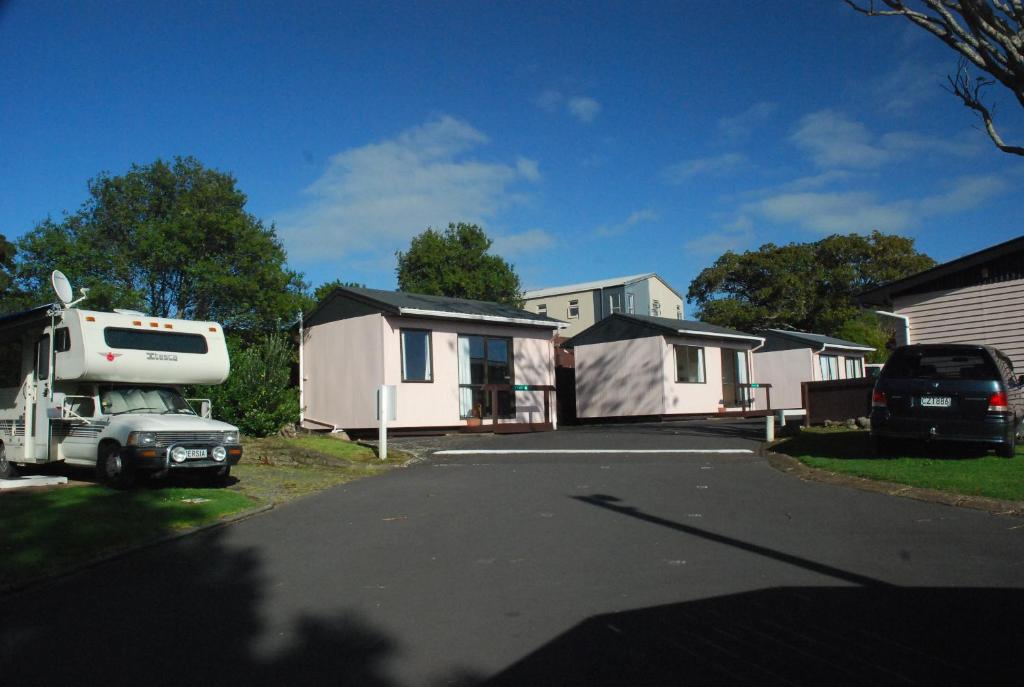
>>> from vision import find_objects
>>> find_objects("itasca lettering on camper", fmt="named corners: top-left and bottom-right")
top-left (146, 352), bottom-right (179, 362)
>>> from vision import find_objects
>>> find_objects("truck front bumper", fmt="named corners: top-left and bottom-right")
top-left (124, 444), bottom-right (243, 472)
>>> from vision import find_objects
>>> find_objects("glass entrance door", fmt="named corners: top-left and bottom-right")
top-left (720, 348), bottom-right (749, 409)
top-left (458, 335), bottom-right (515, 419)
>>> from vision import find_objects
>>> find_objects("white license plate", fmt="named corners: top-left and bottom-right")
top-left (920, 396), bottom-right (952, 408)
top-left (184, 448), bottom-right (208, 458)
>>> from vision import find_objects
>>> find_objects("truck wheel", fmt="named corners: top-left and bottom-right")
top-left (97, 445), bottom-right (135, 489)
top-left (0, 444), bottom-right (19, 480)
top-left (204, 466), bottom-right (231, 488)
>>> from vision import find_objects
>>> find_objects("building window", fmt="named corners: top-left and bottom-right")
top-left (675, 304), bottom-right (682, 320)
top-left (567, 299), bottom-right (580, 319)
top-left (626, 293), bottom-right (635, 314)
top-left (675, 345), bottom-right (706, 384)
top-left (651, 299), bottom-right (661, 317)
top-left (608, 293), bottom-right (622, 314)
top-left (458, 335), bottom-right (515, 418)
top-left (400, 329), bottom-right (432, 382)
top-left (819, 354), bottom-right (840, 381)
top-left (537, 304), bottom-right (547, 315)
top-left (845, 357), bottom-right (864, 378)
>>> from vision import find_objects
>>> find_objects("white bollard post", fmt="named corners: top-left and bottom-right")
top-left (766, 414), bottom-right (775, 443)
top-left (379, 385), bottom-right (388, 461)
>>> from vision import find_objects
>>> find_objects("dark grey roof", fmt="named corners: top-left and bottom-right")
top-left (859, 234), bottom-right (1024, 305)
top-left (306, 286), bottom-right (563, 328)
top-left (563, 313), bottom-right (761, 349)
top-left (0, 304), bottom-right (52, 333)
top-left (762, 328), bottom-right (875, 352)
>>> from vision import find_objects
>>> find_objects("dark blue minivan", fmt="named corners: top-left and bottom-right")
top-left (871, 344), bottom-right (1024, 457)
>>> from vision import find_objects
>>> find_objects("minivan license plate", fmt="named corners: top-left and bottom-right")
top-left (184, 448), bottom-right (208, 458)
top-left (920, 396), bottom-right (951, 408)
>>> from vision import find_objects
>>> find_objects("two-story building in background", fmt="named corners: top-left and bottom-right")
top-left (521, 273), bottom-right (684, 338)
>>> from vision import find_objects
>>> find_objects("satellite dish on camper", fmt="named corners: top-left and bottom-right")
top-left (51, 270), bottom-right (74, 305)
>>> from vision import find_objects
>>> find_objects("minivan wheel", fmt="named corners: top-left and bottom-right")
top-left (996, 436), bottom-right (1016, 459)
top-left (871, 436), bottom-right (892, 457)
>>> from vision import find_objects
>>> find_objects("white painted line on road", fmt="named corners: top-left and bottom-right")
top-left (433, 449), bottom-right (755, 455)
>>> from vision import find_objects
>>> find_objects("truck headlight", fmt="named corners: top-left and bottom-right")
top-left (223, 431), bottom-right (239, 445)
top-left (128, 432), bottom-right (157, 447)
top-left (212, 446), bottom-right (227, 462)
top-left (170, 446), bottom-right (188, 463)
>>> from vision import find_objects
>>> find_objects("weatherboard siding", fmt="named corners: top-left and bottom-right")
top-left (894, 277), bottom-right (1024, 369)
top-left (575, 336), bottom-right (666, 418)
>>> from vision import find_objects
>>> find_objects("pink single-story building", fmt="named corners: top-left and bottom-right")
top-left (753, 329), bottom-right (875, 409)
top-left (564, 314), bottom-right (766, 419)
top-left (300, 286), bottom-right (564, 436)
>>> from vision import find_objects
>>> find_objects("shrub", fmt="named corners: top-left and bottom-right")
top-left (191, 333), bottom-right (298, 437)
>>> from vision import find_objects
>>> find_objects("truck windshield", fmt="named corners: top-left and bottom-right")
top-left (99, 386), bottom-right (196, 415)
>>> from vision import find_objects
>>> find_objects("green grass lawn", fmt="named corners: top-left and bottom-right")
top-left (0, 485), bottom-right (256, 589)
top-left (775, 427), bottom-right (1024, 502)
top-left (0, 435), bottom-right (402, 591)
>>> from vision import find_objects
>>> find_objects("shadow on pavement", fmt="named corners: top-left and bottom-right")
top-left (565, 419), bottom-right (765, 441)
top-left (481, 585), bottom-right (1023, 685)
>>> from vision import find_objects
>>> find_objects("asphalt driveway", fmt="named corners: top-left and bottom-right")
top-left (3, 419), bottom-right (1022, 685)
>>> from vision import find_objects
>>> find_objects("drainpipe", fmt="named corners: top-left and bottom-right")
top-left (298, 310), bottom-right (304, 428)
top-left (874, 310), bottom-right (911, 346)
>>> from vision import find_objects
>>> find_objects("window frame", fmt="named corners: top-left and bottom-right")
top-left (845, 357), bottom-right (863, 379)
top-left (400, 328), bottom-right (433, 383)
top-left (567, 299), bottom-right (580, 319)
top-left (819, 354), bottom-right (840, 381)
top-left (458, 335), bottom-right (516, 419)
top-left (674, 345), bottom-right (706, 384)
top-left (651, 299), bottom-right (661, 317)
top-left (103, 327), bottom-right (209, 354)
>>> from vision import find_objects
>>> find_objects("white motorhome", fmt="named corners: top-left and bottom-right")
top-left (0, 273), bottom-right (242, 487)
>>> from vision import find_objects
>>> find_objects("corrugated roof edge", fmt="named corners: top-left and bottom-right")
top-left (522, 272), bottom-right (683, 301)
top-left (761, 328), bottom-right (875, 352)
top-left (562, 313), bottom-right (763, 349)
top-left (304, 286), bottom-right (566, 329)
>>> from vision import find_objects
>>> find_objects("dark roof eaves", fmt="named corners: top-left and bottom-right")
top-left (858, 234), bottom-right (1024, 306)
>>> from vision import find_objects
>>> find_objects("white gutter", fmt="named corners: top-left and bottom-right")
top-left (818, 343), bottom-right (876, 353)
top-left (874, 310), bottom-right (911, 346)
top-left (397, 307), bottom-right (567, 329)
top-left (676, 328), bottom-right (765, 346)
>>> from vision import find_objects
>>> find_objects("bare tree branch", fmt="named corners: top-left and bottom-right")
top-left (846, 0), bottom-right (1024, 157)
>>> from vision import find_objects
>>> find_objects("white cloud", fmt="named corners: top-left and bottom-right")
top-left (276, 116), bottom-right (539, 264)
top-left (718, 101), bottom-right (778, 139)
top-left (746, 173), bottom-right (1008, 234)
top-left (535, 89), bottom-right (563, 112)
top-left (567, 96), bottom-right (602, 123)
top-left (791, 110), bottom-right (981, 170)
top-left (872, 60), bottom-right (944, 114)
top-left (664, 153), bottom-right (747, 183)
top-left (595, 208), bottom-right (659, 237)
top-left (491, 228), bottom-right (556, 257)
top-left (535, 91), bottom-right (603, 123)
top-left (685, 216), bottom-right (756, 256)
top-left (791, 110), bottom-right (891, 169)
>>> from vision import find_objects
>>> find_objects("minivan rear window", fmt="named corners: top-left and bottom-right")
top-left (103, 328), bottom-right (208, 354)
top-left (884, 348), bottom-right (998, 381)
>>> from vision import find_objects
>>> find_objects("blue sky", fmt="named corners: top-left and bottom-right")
top-left (2, 1), bottom-right (1022, 303)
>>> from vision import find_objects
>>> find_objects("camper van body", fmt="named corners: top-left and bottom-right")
top-left (0, 306), bottom-right (242, 483)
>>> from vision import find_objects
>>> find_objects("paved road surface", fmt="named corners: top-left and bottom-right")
top-left (3, 419), bottom-right (1022, 685)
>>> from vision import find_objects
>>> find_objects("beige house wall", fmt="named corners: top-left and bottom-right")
top-left (754, 348), bottom-right (813, 409)
top-left (575, 336), bottom-right (665, 418)
top-left (575, 335), bottom-right (759, 418)
top-left (304, 313), bottom-right (556, 430)
top-left (303, 313), bottom-right (384, 429)
top-left (522, 288), bottom-right (596, 338)
top-left (647, 278), bottom-right (684, 320)
top-left (894, 277), bottom-right (1024, 370)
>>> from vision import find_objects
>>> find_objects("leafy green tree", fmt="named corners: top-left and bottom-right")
top-left (688, 231), bottom-right (935, 335)
top-left (313, 279), bottom-right (365, 304)
top-left (190, 333), bottom-right (298, 437)
top-left (13, 157), bottom-right (307, 333)
top-left (0, 234), bottom-right (24, 312)
top-left (396, 222), bottom-right (521, 304)
top-left (834, 311), bottom-right (896, 364)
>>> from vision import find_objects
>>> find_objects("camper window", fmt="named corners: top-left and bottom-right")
top-left (36, 335), bottom-right (50, 381)
top-left (55, 327), bottom-right (71, 352)
top-left (0, 340), bottom-right (22, 387)
top-left (104, 328), bottom-right (208, 354)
